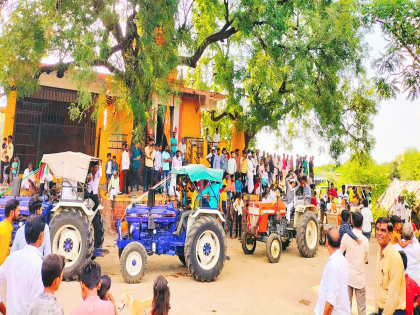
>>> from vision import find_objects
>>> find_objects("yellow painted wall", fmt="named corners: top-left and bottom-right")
top-left (95, 104), bottom-right (133, 184)
top-left (230, 121), bottom-right (245, 152)
top-left (180, 97), bottom-right (201, 139)
top-left (2, 91), bottom-right (17, 138)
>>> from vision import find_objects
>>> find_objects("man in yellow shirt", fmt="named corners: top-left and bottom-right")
top-left (144, 138), bottom-right (155, 193)
top-left (0, 198), bottom-right (20, 306)
top-left (375, 217), bottom-right (406, 315)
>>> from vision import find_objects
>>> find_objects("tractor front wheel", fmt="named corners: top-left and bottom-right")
top-left (120, 242), bottom-right (148, 283)
top-left (266, 234), bottom-right (281, 263)
top-left (184, 216), bottom-right (226, 282)
top-left (241, 233), bottom-right (257, 254)
top-left (296, 211), bottom-right (319, 258)
top-left (50, 208), bottom-right (94, 281)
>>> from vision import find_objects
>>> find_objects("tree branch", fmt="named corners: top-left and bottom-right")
top-left (209, 110), bottom-right (237, 122)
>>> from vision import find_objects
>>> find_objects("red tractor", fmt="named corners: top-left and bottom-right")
top-left (242, 197), bottom-right (319, 262)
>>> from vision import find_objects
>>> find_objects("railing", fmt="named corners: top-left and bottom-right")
top-left (184, 137), bottom-right (203, 164)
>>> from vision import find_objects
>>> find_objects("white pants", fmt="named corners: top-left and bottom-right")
top-left (286, 202), bottom-right (294, 221)
top-left (109, 188), bottom-right (120, 201)
top-left (247, 175), bottom-right (254, 194)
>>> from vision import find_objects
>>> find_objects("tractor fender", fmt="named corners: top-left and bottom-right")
top-left (50, 202), bottom-right (97, 222)
top-left (186, 208), bottom-right (225, 234)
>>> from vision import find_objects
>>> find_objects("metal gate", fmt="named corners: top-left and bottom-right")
top-left (13, 86), bottom-right (96, 172)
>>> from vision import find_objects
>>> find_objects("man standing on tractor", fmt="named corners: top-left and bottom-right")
top-left (86, 159), bottom-right (102, 212)
top-left (285, 175), bottom-right (300, 225)
top-left (315, 228), bottom-right (350, 315)
top-left (301, 176), bottom-right (311, 204)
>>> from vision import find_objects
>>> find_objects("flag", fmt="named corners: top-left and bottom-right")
top-left (163, 102), bottom-right (171, 146)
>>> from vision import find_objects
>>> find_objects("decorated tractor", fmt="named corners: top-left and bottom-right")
top-left (242, 197), bottom-right (319, 262)
top-left (0, 152), bottom-right (107, 280)
top-left (116, 164), bottom-right (227, 283)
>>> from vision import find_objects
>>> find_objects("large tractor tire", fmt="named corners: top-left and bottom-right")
top-left (266, 234), bottom-right (281, 263)
top-left (241, 233), bottom-right (257, 254)
top-left (120, 242), bottom-right (148, 283)
top-left (91, 210), bottom-right (105, 260)
top-left (184, 216), bottom-right (226, 282)
top-left (50, 208), bottom-right (94, 281)
top-left (296, 211), bottom-right (319, 258)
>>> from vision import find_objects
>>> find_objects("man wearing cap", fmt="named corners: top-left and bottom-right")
top-left (144, 138), bottom-right (155, 193)
top-left (108, 171), bottom-right (120, 201)
top-left (206, 147), bottom-right (216, 168)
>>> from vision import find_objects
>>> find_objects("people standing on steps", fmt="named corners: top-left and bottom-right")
top-left (131, 141), bottom-right (143, 193)
top-left (206, 147), bottom-right (216, 168)
top-left (178, 138), bottom-right (187, 164)
top-left (162, 145), bottom-right (171, 193)
top-left (144, 138), bottom-right (155, 193)
top-left (213, 128), bottom-right (220, 148)
top-left (170, 132), bottom-right (177, 158)
top-left (1, 135), bottom-right (13, 184)
top-left (228, 151), bottom-right (237, 177)
top-left (121, 144), bottom-right (130, 195)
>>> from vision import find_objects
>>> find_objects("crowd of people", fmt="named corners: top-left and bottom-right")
top-left (0, 198), bottom-right (171, 315)
top-left (315, 211), bottom-right (420, 315)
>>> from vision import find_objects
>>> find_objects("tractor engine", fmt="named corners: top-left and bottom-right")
top-left (266, 212), bottom-right (286, 237)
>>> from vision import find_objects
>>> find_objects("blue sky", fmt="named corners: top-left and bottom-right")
top-left (257, 26), bottom-right (420, 166)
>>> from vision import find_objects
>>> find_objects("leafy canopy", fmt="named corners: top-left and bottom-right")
top-left (0, 0), bottom-right (378, 159)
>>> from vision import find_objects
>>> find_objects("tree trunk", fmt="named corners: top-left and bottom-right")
top-left (244, 130), bottom-right (258, 149)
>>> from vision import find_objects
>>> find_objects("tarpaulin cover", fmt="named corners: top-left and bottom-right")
top-left (171, 164), bottom-right (223, 182)
top-left (377, 178), bottom-right (420, 213)
top-left (41, 152), bottom-right (98, 183)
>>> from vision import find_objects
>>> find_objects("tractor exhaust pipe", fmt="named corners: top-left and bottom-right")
top-left (147, 188), bottom-right (156, 230)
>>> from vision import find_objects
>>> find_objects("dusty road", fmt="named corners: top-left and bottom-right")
top-left (56, 233), bottom-right (380, 315)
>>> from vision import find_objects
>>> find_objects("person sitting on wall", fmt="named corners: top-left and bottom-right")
top-left (107, 171), bottom-right (120, 201)
top-left (21, 163), bottom-right (38, 196)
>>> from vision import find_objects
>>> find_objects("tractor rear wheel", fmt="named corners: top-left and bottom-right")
top-left (184, 216), bottom-right (226, 282)
top-left (296, 211), bottom-right (319, 258)
top-left (241, 233), bottom-right (257, 254)
top-left (120, 242), bottom-right (148, 283)
top-left (266, 234), bottom-right (281, 263)
top-left (50, 208), bottom-right (94, 281)
top-left (91, 210), bottom-right (105, 260)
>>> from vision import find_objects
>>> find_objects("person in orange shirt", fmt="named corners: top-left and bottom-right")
top-left (0, 198), bottom-right (20, 312)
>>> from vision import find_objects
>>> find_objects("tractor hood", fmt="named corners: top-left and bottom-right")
top-left (41, 152), bottom-right (99, 183)
top-left (171, 164), bottom-right (223, 182)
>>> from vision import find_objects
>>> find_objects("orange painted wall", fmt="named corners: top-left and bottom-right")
top-left (180, 97), bottom-right (201, 139)
top-left (1, 91), bottom-right (17, 138)
top-left (230, 121), bottom-right (245, 151)
top-left (95, 104), bottom-right (133, 184)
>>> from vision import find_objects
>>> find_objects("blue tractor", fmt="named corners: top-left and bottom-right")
top-left (0, 152), bottom-right (107, 280)
top-left (117, 164), bottom-right (227, 283)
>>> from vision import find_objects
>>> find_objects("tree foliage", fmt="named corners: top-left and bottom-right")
top-left (0, 0), bottom-right (378, 159)
top-left (393, 148), bottom-right (420, 181)
top-left (363, 0), bottom-right (420, 100)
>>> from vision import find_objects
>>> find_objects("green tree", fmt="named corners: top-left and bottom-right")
top-left (398, 148), bottom-right (420, 181)
top-left (363, 0), bottom-right (420, 100)
top-left (201, 109), bottom-right (232, 151)
top-left (0, 0), bottom-right (378, 159)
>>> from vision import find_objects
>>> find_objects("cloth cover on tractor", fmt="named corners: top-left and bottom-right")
top-left (171, 164), bottom-right (223, 182)
top-left (377, 178), bottom-right (420, 213)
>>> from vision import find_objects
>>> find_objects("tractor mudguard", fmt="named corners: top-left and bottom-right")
top-left (186, 208), bottom-right (225, 234)
top-left (50, 201), bottom-right (96, 222)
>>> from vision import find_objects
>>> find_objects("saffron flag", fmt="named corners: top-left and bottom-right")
top-left (163, 102), bottom-right (171, 145)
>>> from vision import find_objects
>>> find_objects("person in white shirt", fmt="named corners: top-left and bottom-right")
top-left (177, 138), bottom-right (187, 164)
top-left (394, 223), bottom-right (420, 286)
top-left (228, 151), bottom-right (237, 176)
top-left (85, 159), bottom-right (102, 211)
top-left (360, 199), bottom-right (373, 240)
top-left (154, 144), bottom-right (162, 191)
top-left (213, 128), bottom-right (220, 148)
top-left (246, 154), bottom-right (255, 194)
top-left (121, 144), bottom-right (130, 194)
top-left (107, 171), bottom-right (120, 201)
top-left (340, 212), bottom-right (369, 315)
top-left (404, 203), bottom-right (411, 223)
top-left (314, 227), bottom-right (350, 315)
top-left (39, 167), bottom-right (53, 197)
top-left (22, 163), bottom-right (37, 196)
top-left (0, 215), bottom-right (45, 315)
top-left (268, 184), bottom-right (277, 201)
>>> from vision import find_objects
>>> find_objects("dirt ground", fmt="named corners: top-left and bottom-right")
top-left (56, 232), bottom-right (380, 315)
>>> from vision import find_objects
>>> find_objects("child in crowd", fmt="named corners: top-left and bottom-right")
top-left (70, 261), bottom-right (115, 315)
top-left (144, 276), bottom-right (171, 315)
top-left (2, 156), bottom-right (9, 186)
top-left (98, 275), bottom-right (118, 315)
top-left (1, 138), bottom-right (6, 151)
top-left (28, 254), bottom-right (65, 315)
top-left (339, 210), bottom-right (361, 244)
top-left (105, 153), bottom-right (113, 191)
top-left (391, 215), bottom-right (412, 248)
top-left (11, 156), bottom-right (18, 180)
